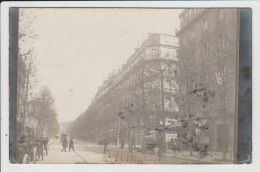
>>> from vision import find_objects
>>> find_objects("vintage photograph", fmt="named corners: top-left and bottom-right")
top-left (11, 8), bottom-right (239, 164)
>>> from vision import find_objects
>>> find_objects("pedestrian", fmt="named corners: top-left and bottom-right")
top-left (61, 135), bottom-right (68, 152)
top-left (169, 138), bottom-right (175, 152)
top-left (119, 128), bottom-right (126, 148)
top-left (69, 137), bottom-right (75, 151)
top-left (158, 132), bottom-right (165, 161)
top-left (103, 133), bottom-right (110, 154)
top-left (132, 137), bottom-right (136, 149)
top-left (128, 139), bottom-right (133, 153)
top-left (128, 137), bottom-right (136, 153)
top-left (177, 134), bottom-right (182, 153)
top-left (120, 138), bottom-right (125, 149)
top-left (173, 138), bottom-right (179, 154)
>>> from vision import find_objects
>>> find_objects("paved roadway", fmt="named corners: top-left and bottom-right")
top-left (38, 139), bottom-right (209, 164)
top-left (38, 139), bottom-right (104, 164)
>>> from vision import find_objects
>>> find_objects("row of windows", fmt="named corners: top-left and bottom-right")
top-left (165, 97), bottom-right (179, 112)
top-left (181, 9), bottom-right (227, 47)
top-left (180, 9), bottom-right (226, 28)
top-left (191, 67), bottom-right (225, 87)
top-left (184, 33), bottom-right (227, 66)
top-left (178, 65), bottom-right (226, 95)
top-left (178, 94), bottom-right (235, 117)
top-left (97, 33), bottom-right (227, 99)
top-left (97, 67), bottom-right (179, 102)
top-left (188, 94), bottom-right (235, 114)
top-left (182, 18), bottom-right (208, 46)
top-left (180, 9), bottom-right (204, 24)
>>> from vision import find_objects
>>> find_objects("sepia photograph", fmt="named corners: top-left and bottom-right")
top-left (8, 7), bottom-right (241, 164)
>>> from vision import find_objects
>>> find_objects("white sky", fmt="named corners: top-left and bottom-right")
top-left (20, 8), bottom-right (182, 123)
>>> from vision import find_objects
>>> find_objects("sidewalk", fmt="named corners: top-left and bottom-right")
top-left (74, 139), bottom-right (234, 164)
top-left (165, 150), bottom-right (234, 164)
top-left (38, 139), bottom-right (87, 164)
top-left (104, 145), bottom-right (234, 164)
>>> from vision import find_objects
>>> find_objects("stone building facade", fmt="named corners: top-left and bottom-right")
top-left (69, 33), bottom-right (179, 146)
top-left (176, 9), bottom-right (238, 159)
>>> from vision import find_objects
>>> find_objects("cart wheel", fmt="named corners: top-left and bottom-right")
top-left (33, 147), bottom-right (37, 164)
top-left (23, 154), bottom-right (29, 164)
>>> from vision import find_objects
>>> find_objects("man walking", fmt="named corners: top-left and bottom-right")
top-left (128, 137), bottom-right (136, 153)
top-left (103, 133), bottom-right (110, 154)
top-left (158, 131), bottom-right (165, 161)
top-left (61, 135), bottom-right (68, 152)
top-left (69, 137), bottom-right (75, 151)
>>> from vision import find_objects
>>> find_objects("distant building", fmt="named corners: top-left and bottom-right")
top-left (176, 9), bottom-right (238, 159)
top-left (59, 122), bottom-right (71, 135)
top-left (73, 33), bottom-right (179, 146)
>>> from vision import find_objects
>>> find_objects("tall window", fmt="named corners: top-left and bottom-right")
top-left (165, 49), bottom-right (170, 59)
top-left (190, 28), bottom-right (195, 40)
top-left (219, 9), bottom-right (225, 21)
top-left (220, 33), bottom-right (225, 49)
top-left (194, 9), bottom-right (197, 15)
top-left (185, 12), bottom-right (189, 21)
top-left (191, 50), bottom-right (196, 65)
top-left (215, 65), bottom-right (225, 87)
top-left (189, 10), bottom-right (192, 18)
top-left (165, 79), bottom-right (171, 90)
top-left (202, 19), bottom-right (208, 32)
top-left (216, 96), bottom-right (225, 111)
top-left (202, 42), bottom-right (209, 58)
top-left (180, 16), bottom-right (184, 23)
top-left (190, 102), bottom-right (195, 114)
top-left (183, 35), bottom-right (186, 46)
top-left (151, 48), bottom-right (158, 58)
top-left (204, 71), bottom-right (210, 86)
top-left (182, 80), bottom-right (186, 94)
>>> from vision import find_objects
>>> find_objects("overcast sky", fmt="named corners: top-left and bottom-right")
top-left (20, 8), bottom-right (182, 123)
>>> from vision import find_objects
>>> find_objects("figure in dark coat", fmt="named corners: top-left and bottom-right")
top-left (158, 132), bottom-right (165, 161)
top-left (61, 136), bottom-right (68, 152)
top-left (103, 134), bottom-right (110, 154)
top-left (69, 137), bottom-right (75, 151)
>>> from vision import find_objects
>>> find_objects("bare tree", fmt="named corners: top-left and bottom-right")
top-left (31, 86), bottom-right (59, 138)
top-left (18, 9), bottom-right (38, 118)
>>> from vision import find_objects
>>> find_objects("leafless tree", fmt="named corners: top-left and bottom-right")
top-left (18, 9), bottom-right (39, 118)
top-left (32, 86), bottom-right (59, 138)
